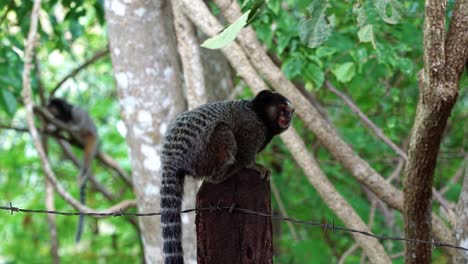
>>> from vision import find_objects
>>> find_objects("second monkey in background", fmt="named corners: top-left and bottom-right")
top-left (48, 98), bottom-right (99, 243)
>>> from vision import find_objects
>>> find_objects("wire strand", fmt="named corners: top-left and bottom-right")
top-left (1, 203), bottom-right (467, 252)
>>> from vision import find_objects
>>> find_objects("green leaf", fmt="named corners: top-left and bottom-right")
top-left (281, 56), bottom-right (303, 79)
top-left (358, 24), bottom-right (373, 43)
top-left (353, 3), bottom-right (367, 27)
top-left (298, 0), bottom-right (335, 48)
top-left (358, 24), bottom-right (376, 49)
top-left (69, 20), bottom-right (84, 41)
top-left (201, 10), bottom-right (251, 50)
top-left (267, 0), bottom-right (281, 15)
top-left (316, 46), bottom-right (336, 57)
top-left (304, 63), bottom-right (324, 87)
top-left (0, 88), bottom-right (18, 117)
top-left (331, 62), bottom-right (356, 83)
top-left (373, 0), bottom-right (403, 24)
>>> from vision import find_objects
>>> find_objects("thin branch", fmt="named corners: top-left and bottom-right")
top-left (228, 81), bottom-right (245, 100)
top-left (360, 199), bottom-right (377, 263)
top-left (33, 51), bottom-right (46, 105)
top-left (387, 158), bottom-right (405, 184)
top-left (325, 81), bottom-right (407, 160)
top-left (57, 139), bottom-right (140, 230)
top-left (440, 153), bottom-right (468, 195)
top-left (432, 187), bottom-right (456, 223)
top-left (390, 252), bottom-right (405, 259)
top-left (21, 6), bottom-right (135, 216)
top-left (96, 152), bottom-right (133, 188)
top-left (271, 180), bottom-right (299, 241)
top-left (57, 140), bottom-right (117, 201)
top-left (338, 244), bottom-right (359, 264)
top-left (453, 161), bottom-right (468, 263)
top-left (50, 47), bottom-right (109, 97)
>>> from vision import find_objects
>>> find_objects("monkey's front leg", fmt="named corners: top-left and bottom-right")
top-left (247, 163), bottom-right (271, 182)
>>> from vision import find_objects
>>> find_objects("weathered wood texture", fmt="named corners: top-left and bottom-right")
top-left (196, 168), bottom-right (273, 264)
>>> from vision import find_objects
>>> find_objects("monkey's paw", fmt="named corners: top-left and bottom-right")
top-left (249, 163), bottom-right (271, 182)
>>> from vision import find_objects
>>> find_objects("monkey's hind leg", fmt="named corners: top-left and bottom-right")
top-left (196, 123), bottom-right (238, 184)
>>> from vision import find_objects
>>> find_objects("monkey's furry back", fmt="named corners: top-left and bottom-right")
top-left (160, 99), bottom-right (269, 264)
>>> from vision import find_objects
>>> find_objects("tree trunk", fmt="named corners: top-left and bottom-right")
top-left (404, 0), bottom-right (468, 262)
top-left (105, 0), bottom-right (197, 262)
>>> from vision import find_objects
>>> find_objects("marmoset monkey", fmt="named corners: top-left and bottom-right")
top-left (160, 90), bottom-right (294, 264)
top-left (48, 98), bottom-right (98, 243)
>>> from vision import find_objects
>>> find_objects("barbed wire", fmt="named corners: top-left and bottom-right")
top-left (2, 202), bottom-right (467, 252)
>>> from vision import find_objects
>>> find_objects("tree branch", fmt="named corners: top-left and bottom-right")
top-left (172, 0), bottom-right (206, 109)
top-left (57, 139), bottom-right (118, 201)
top-left (271, 180), bottom-right (299, 241)
top-left (445, 0), bottom-right (468, 86)
top-left (50, 47), bottom-right (109, 97)
top-left (338, 244), bottom-right (359, 264)
top-left (325, 81), bottom-right (407, 160)
top-left (439, 153), bottom-right (468, 195)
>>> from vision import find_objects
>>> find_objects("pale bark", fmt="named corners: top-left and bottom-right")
top-left (200, 46), bottom-right (234, 101)
top-left (105, 0), bottom-right (197, 262)
top-left (172, 0), bottom-right (207, 109)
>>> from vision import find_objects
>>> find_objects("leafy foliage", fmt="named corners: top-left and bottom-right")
top-left (298, 0), bottom-right (335, 48)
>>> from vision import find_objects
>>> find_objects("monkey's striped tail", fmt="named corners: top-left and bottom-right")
top-left (160, 167), bottom-right (185, 264)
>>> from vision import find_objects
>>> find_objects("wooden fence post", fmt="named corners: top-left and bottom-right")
top-left (196, 168), bottom-right (273, 264)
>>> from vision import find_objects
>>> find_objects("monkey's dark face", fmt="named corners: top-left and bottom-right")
top-left (48, 98), bottom-right (73, 123)
top-left (252, 90), bottom-right (295, 134)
